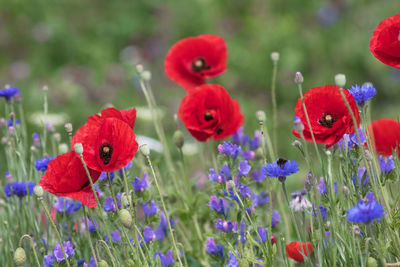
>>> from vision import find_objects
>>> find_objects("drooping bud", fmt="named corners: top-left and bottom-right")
top-left (294, 72), bottom-right (304, 84)
top-left (173, 130), bottom-right (184, 149)
top-left (119, 209), bottom-right (132, 229)
top-left (98, 260), bottom-right (109, 267)
top-left (334, 74), bottom-right (346, 88)
top-left (270, 52), bottom-right (280, 63)
top-left (74, 143), bottom-right (84, 155)
top-left (139, 144), bottom-right (150, 157)
top-left (14, 247), bottom-right (26, 266)
top-left (256, 110), bottom-right (266, 125)
top-left (367, 257), bottom-right (377, 267)
top-left (34, 185), bottom-right (44, 198)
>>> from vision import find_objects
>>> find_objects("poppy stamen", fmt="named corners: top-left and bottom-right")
top-left (318, 113), bottom-right (337, 128)
top-left (99, 142), bottom-right (113, 165)
top-left (192, 58), bottom-right (210, 72)
top-left (204, 112), bottom-right (213, 121)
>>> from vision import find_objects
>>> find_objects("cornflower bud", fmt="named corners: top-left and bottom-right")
top-left (294, 72), bottom-right (304, 84)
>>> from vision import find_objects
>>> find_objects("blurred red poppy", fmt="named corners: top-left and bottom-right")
top-left (178, 84), bottom-right (243, 142)
top-left (72, 108), bottom-right (138, 172)
top-left (286, 241), bottom-right (313, 262)
top-left (369, 118), bottom-right (400, 157)
top-left (164, 34), bottom-right (227, 90)
top-left (40, 151), bottom-right (101, 208)
top-left (292, 85), bottom-right (360, 147)
top-left (370, 14), bottom-right (400, 68)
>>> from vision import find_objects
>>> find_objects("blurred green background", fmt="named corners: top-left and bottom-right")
top-left (1, 0), bottom-right (399, 175)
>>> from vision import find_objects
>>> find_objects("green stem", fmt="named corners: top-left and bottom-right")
top-left (96, 240), bottom-right (117, 267)
top-left (83, 206), bottom-right (98, 265)
top-left (271, 60), bottom-right (278, 154)
top-left (18, 234), bottom-right (41, 267)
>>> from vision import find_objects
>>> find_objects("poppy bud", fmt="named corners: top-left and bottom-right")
top-left (173, 130), bottom-right (184, 149)
top-left (98, 260), bottom-right (109, 267)
top-left (136, 64), bottom-right (144, 73)
top-left (142, 71), bottom-right (152, 81)
top-left (42, 85), bottom-right (48, 91)
top-left (74, 143), bottom-right (84, 155)
top-left (119, 209), bottom-right (132, 229)
top-left (270, 52), bottom-right (280, 63)
top-left (367, 257), bottom-right (377, 267)
top-left (342, 185), bottom-right (349, 195)
top-left (59, 143), bottom-right (69, 154)
top-left (14, 247), bottom-right (26, 266)
top-left (64, 123), bottom-right (73, 133)
top-left (334, 73), bottom-right (346, 88)
top-left (34, 185), bottom-right (44, 198)
top-left (139, 144), bottom-right (150, 157)
top-left (126, 259), bottom-right (135, 267)
top-left (325, 150), bottom-right (332, 156)
top-left (294, 72), bottom-right (304, 84)
top-left (53, 133), bottom-right (61, 142)
top-left (256, 111), bottom-right (266, 125)
top-left (292, 140), bottom-right (302, 148)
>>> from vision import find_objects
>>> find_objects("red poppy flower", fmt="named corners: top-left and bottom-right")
top-left (368, 118), bottom-right (400, 157)
top-left (292, 85), bottom-right (360, 147)
top-left (40, 151), bottom-right (101, 208)
top-left (178, 84), bottom-right (244, 142)
top-left (72, 108), bottom-right (138, 172)
top-left (164, 34), bottom-right (227, 90)
top-left (369, 14), bottom-right (400, 68)
top-left (286, 241), bottom-right (313, 262)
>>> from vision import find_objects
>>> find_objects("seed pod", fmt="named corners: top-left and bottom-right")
top-left (173, 130), bottom-right (184, 149)
top-left (98, 260), bottom-right (109, 267)
top-left (119, 209), bottom-right (132, 229)
top-left (14, 247), bottom-right (26, 266)
top-left (33, 185), bottom-right (44, 198)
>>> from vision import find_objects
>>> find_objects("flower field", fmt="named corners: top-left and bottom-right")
top-left (1, 2), bottom-right (400, 267)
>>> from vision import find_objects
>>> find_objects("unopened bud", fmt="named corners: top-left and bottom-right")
top-left (34, 185), bottom-right (44, 198)
top-left (173, 130), bottom-right (184, 149)
top-left (270, 52), bottom-right (280, 63)
top-left (226, 180), bottom-right (235, 191)
top-left (342, 185), bottom-right (349, 195)
top-left (59, 143), bottom-right (69, 154)
top-left (1, 137), bottom-right (8, 144)
top-left (42, 85), bottom-right (48, 92)
top-left (294, 72), bottom-right (304, 84)
top-left (45, 122), bottom-right (54, 132)
top-left (121, 193), bottom-right (131, 207)
top-left (256, 111), bottom-right (266, 124)
top-left (136, 64), bottom-right (144, 73)
top-left (142, 70), bottom-right (152, 81)
top-left (367, 257), bottom-right (377, 267)
top-left (119, 209), bottom-right (132, 229)
top-left (9, 112), bottom-right (15, 119)
top-left (53, 133), bottom-right (61, 142)
top-left (64, 123), bottom-right (73, 133)
top-left (0, 118), bottom-right (6, 128)
top-left (98, 260), bottom-right (109, 267)
top-left (74, 143), bottom-right (84, 155)
top-left (14, 247), bottom-right (26, 266)
top-left (126, 259), bottom-right (135, 267)
top-left (139, 144), bottom-right (150, 157)
top-left (325, 150), bottom-right (331, 156)
top-left (292, 140), bottom-right (302, 148)
top-left (293, 116), bottom-right (304, 132)
top-left (8, 126), bottom-right (15, 137)
top-left (334, 74), bottom-right (346, 88)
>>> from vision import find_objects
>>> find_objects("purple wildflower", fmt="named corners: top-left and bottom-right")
top-left (271, 210), bottom-right (280, 227)
top-left (143, 200), bottom-right (158, 217)
top-left (380, 155), bottom-right (395, 174)
top-left (238, 161), bottom-right (251, 176)
top-left (153, 250), bottom-right (174, 267)
top-left (218, 141), bottom-right (241, 159)
top-left (215, 219), bottom-right (237, 233)
top-left (132, 173), bottom-right (150, 193)
top-left (208, 196), bottom-right (229, 217)
top-left (205, 237), bottom-right (224, 259)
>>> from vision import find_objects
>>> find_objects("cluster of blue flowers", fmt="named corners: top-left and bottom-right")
top-left (338, 127), bottom-right (366, 150)
top-left (35, 156), bottom-right (57, 172)
top-left (43, 241), bottom-right (74, 267)
top-left (4, 181), bottom-right (35, 198)
top-left (349, 83), bottom-right (377, 106)
top-left (0, 85), bottom-right (20, 101)
top-left (53, 197), bottom-right (82, 215)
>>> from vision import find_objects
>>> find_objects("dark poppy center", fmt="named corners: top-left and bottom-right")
top-left (99, 142), bottom-right (113, 165)
top-left (318, 113), bottom-right (337, 128)
top-left (192, 58), bottom-right (210, 72)
top-left (204, 112), bottom-right (214, 121)
top-left (277, 158), bottom-right (288, 168)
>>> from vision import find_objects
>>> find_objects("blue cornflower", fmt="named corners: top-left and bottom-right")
top-left (83, 218), bottom-right (98, 233)
top-left (132, 173), bottom-right (150, 192)
top-left (208, 196), bottom-right (229, 217)
top-left (218, 141), bottom-right (241, 159)
top-left (238, 161), bottom-right (251, 176)
top-left (349, 83), bottom-right (377, 105)
top-left (338, 128), bottom-right (366, 150)
top-left (4, 184), bottom-right (12, 198)
top-left (43, 254), bottom-right (55, 267)
top-left (53, 197), bottom-right (82, 215)
top-left (252, 167), bottom-right (266, 182)
top-left (312, 204), bottom-right (327, 221)
top-left (153, 250), bottom-right (174, 267)
top-left (11, 181), bottom-right (33, 197)
top-left (104, 229), bottom-right (121, 243)
top-left (215, 219), bottom-right (237, 233)
top-left (227, 251), bottom-right (239, 267)
top-left (271, 210), bottom-right (281, 227)
top-left (264, 158), bottom-right (299, 182)
top-left (143, 200), bottom-right (158, 217)
top-left (352, 168), bottom-right (370, 186)
top-left (35, 156), bottom-right (56, 172)
top-left (347, 192), bottom-right (384, 223)
top-left (7, 119), bottom-right (21, 127)
top-left (99, 171), bottom-right (115, 182)
top-left (53, 241), bottom-right (74, 262)
top-left (0, 85), bottom-right (20, 101)
top-left (256, 227), bottom-right (268, 244)
top-left (380, 155), bottom-right (395, 174)
top-left (205, 237), bottom-right (224, 259)
top-left (103, 197), bottom-right (120, 212)
top-left (143, 227), bottom-right (156, 242)
top-left (252, 192), bottom-right (269, 208)
top-left (32, 133), bottom-right (40, 146)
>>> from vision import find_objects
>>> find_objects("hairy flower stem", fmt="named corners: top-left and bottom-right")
top-left (96, 240), bottom-right (117, 267)
top-left (42, 87), bottom-right (48, 154)
top-left (259, 120), bottom-right (275, 163)
top-left (83, 206), bottom-right (98, 265)
top-left (18, 234), bottom-right (41, 267)
top-left (39, 198), bottom-right (71, 267)
top-left (296, 83), bottom-right (324, 171)
top-left (145, 154), bottom-right (184, 267)
top-left (271, 59), bottom-right (278, 154)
